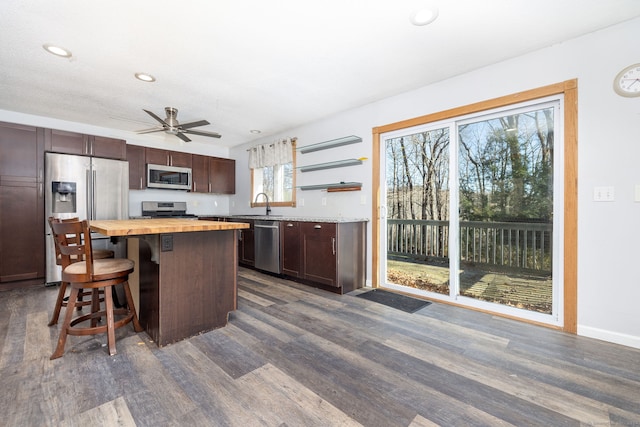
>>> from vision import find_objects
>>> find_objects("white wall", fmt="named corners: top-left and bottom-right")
top-left (231, 17), bottom-right (640, 349)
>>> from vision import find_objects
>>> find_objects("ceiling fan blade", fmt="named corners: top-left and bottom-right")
top-left (136, 127), bottom-right (165, 134)
top-left (184, 129), bottom-right (222, 138)
top-left (175, 132), bottom-right (191, 142)
top-left (143, 109), bottom-right (168, 126)
top-left (179, 119), bottom-right (210, 130)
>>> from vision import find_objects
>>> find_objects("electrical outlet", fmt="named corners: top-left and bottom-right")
top-left (321, 197), bottom-right (327, 206)
top-left (360, 195), bottom-right (366, 205)
top-left (299, 198), bottom-right (304, 206)
top-left (593, 186), bottom-right (615, 202)
top-left (161, 234), bottom-right (173, 252)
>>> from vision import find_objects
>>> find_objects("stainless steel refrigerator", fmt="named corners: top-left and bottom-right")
top-left (44, 152), bottom-right (129, 284)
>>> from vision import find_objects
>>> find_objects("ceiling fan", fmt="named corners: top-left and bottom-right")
top-left (137, 107), bottom-right (221, 142)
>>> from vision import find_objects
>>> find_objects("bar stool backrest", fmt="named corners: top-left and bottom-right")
top-left (50, 219), bottom-right (95, 282)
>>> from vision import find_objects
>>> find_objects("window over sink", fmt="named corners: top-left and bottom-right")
top-left (249, 138), bottom-right (296, 207)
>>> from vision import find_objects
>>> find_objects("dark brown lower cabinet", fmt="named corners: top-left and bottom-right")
top-left (281, 221), bottom-right (301, 277)
top-left (299, 221), bottom-right (366, 294)
top-left (238, 220), bottom-right (255, 266)
top-left (0, 183), bottom-right (45, 284)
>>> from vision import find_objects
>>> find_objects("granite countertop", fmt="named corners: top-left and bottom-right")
top-left (199, 215), bottom-right (369, 223)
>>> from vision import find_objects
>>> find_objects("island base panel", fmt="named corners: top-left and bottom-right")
top-left (137, 230), bottom-right (238, 346)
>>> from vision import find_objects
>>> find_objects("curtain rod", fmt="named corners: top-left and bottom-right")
top-left (246, 137), bottom-right (297, 151)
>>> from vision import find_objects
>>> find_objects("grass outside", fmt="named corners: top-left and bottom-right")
top-left (387, 258), bottom-right (553, 314)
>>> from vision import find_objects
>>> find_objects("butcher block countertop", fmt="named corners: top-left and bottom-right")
top-left (89, 218), bottom-right (249, 236)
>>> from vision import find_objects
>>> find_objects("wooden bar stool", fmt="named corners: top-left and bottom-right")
top-left (50, 219), bottom-right (142, 359)
top-left (47, 217), bottom-right (113, 326)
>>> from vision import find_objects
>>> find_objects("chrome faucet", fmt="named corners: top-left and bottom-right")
top-left (254, 192), bottom-right (271, 215)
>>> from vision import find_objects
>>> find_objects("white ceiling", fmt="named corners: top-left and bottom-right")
top-left (2, 0), bottom-right (640, 148)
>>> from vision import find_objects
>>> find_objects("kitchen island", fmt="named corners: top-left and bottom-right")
top-left (90, 219), bottom-right (249, 346)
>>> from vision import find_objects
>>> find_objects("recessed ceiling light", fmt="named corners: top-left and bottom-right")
top-left (250, 129), bottom-right (262, 134)
top-left (43, 44), bottom-right (72, 58)
top-left (135, 72), bottom-right (156, 82)
top-left (410, 7), bottom-right (439, 26)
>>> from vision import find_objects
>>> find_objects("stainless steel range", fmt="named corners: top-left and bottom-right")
top-left (140, 201), bottom-right (198, 219)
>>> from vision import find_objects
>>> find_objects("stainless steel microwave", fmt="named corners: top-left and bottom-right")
top-left (147, 164), bottom-right (192, 190)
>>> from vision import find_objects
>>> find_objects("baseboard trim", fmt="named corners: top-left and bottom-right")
top-left (578, 325), bottom-right (640, 350)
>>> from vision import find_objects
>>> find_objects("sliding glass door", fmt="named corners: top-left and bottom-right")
top-left (380, 98), bottom-right (563, 325)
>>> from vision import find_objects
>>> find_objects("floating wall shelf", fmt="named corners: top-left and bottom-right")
top-left (298, 135), bottom-right (362, 154)
top-left (298, 181), bottom-right (362, 191)
top-left (298, 158), bottom-right (363, 172)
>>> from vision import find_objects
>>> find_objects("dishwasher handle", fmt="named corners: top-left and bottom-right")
top-left (254, 224), bottom-right (280, 229)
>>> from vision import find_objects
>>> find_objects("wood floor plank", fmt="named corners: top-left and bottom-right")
top-left (236, 363), bottom-right (363, 426)
top-left (383, 331), bottom-right (612, 425)
top-left (237, 287), bottom-right (276, 307)
top-left (60, 396), bottom-right (136, 427)
top-left (1, 270), bottom-right (640, 426)
top-left (118, 335), bottom-right (198, 424)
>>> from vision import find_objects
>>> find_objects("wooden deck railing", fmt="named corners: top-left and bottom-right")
top-left (387, 219), bottom-right (552, 272)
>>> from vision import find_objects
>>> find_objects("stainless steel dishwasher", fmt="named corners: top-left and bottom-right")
top-left (254, 220), bottom-right (281, 273)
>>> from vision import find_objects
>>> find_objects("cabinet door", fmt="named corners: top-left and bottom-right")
top-left (301, 222), bottom-right (337, 287)
top-left (145, 148), bottom-right (192, 168)
top-left (91, 136), bottom-right (126, 160)
top-left (126, 145), bottom-right (145, 190)
top-left (209, 157), bottom-right (235, 194)
top-left (169, 151), bottom-right (192, 168)
top-left (0, 122), bottom-right (42, 180)
top-left (191, 154), bottom-right (209, 193)
top-left (49, 129), bottom-right (88, 156)
top-left (145, 147), bottom-right (170, 166)
top-left (281, 221), bottom-right (301, 277)
top-left (0, 122), bottom-right (45, 284)
top-left (239, 221), bottom-right (255, 266)
top-left (0, 183), bottom-right (44, 282)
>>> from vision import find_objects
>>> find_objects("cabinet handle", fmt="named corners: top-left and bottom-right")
top-left (239, 230), bottom-right (243, 241)
top-left (167, 154), bottom-right (171, 166)
top-left (140, 177), bottom-right (143, 189)
top-left (332, 237), bottom-right (336, 255)
top-left (39, 183), bottom-right (43, 198)
top-left (287, 223), bottom-right (294, 227)
top-left (209, 182), bottom-right (211, 192)
top-left (194, 182), bottom-right (196, 192)
top-left (314, 225), bottom-right (322, 229)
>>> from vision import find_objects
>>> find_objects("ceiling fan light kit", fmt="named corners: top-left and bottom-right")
top-left (138, 107), bottom-right (222, 142)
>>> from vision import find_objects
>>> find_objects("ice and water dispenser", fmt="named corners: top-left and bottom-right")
top-left (51, 181), bottom-right (77, 214)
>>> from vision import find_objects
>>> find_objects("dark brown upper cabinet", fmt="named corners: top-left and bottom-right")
top-left (46, 129), bottom-right (126, 160)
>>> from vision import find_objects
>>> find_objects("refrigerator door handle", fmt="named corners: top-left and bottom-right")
top-left (92, 170), bottom-right (97, 220)
top-left (86, 169), bottom-right (92, 220)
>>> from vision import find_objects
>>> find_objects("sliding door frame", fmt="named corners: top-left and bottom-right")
top-left (371, 80), bottom-right (578, 333)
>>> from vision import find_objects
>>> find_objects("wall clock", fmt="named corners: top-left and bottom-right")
top-left (613, 63), bottom-right (640, 97)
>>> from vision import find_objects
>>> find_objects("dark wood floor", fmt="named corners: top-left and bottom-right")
top-left (2, 267), bottom-right (640, 426)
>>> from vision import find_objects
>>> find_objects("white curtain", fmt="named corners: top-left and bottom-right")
top-left (248, 138), bottom-right (294, 169)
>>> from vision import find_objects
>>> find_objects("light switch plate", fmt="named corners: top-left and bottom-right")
top-left (593, 186), bottom-right (615, 202)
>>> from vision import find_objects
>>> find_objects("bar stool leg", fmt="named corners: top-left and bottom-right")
top-left (91, 288), bottom-right (101, 327)
top-left (48, 281), bottom-right (68, 326)
top-left (51, 286), bottom-right (80, 360)
top-left (123, 281), bottom-right (143, 332)
top-left (104, 285), bottom-right (117, 356)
